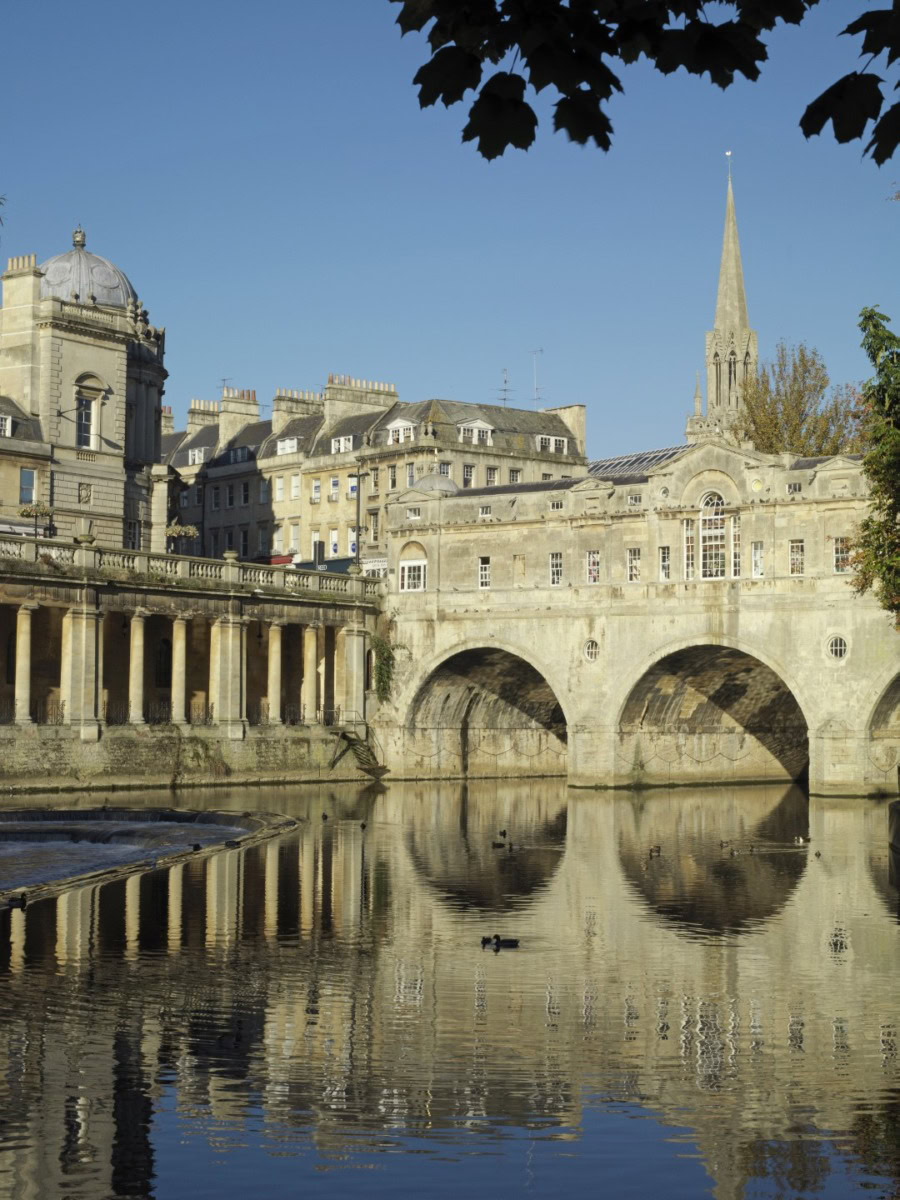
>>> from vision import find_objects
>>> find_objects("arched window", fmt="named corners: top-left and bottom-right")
top-left (727, 350), bottom-right (738, 400)
top-left (72, 374), bottom-right (105, 451)
top-left (713, 353), bottom-right (721, 406)
top-left (743, 351), bottom-right (752, 386)
top-left (155, 638), bottom-right (172, 689)
top-left (700, 492), bottom-right (727, 578)
top-left (399, 541), bottom-right (428, 592)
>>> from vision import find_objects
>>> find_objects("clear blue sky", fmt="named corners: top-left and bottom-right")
top-left (3, 0), bottom-right (897, 457)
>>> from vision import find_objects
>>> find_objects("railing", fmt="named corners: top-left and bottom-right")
top-left (0, 537), bottom-right (379, 603)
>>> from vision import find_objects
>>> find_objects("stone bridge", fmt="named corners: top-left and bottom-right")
top-left (375, 441), bottom-right (900, 797)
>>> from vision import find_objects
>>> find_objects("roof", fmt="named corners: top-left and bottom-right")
top-left (589, 445), bottom-right (687, 480)
top-left (308, 410), bottom-right (384, 454)
top-left (160, 431), bottom-right (186, 464)
top-left (0, 395), bottom-right (44, 443)
top-left (170, 423), bottom-right (220, 468)
top-left (39, 228), bottom-right (137, 309)
top-left (442, 478), bottom-right (579, 499)
top-left (258, 415), bottom-right (323, 459)
top-left (790, 454), bottom-right (863, 470)
top-left (370, 398), bottom-right (581, 453)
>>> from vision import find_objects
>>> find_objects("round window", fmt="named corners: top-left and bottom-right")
top-left (828, 636), bottom-right (848, 660)
top-left (584, 639), bottom-right (600, 662)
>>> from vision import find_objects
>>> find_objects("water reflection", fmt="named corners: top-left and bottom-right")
top-left (0, 781), bottom-right (897, 1200)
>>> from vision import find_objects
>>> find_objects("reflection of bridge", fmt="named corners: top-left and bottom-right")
top-left (379, 440), bottom-right (900, 796)
top-left (0, 781), bottom-right (898, 1199)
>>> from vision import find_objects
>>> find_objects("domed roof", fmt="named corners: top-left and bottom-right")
top-left (415, 472), bottom-right (459, 495)
top-left (39, 227), bottom-right (137, 308)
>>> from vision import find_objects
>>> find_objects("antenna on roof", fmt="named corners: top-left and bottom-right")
top-left (498, 367), bottom-right (512, 407)
top-left (530, 348), bottom-right (544, 409)
top-left (218, 377), bottom-right (233, 394)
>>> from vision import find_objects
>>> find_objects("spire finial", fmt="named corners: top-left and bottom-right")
top-left (72, 226), bottom-right (86, 249)
top-left (725, 149), bottom-right (732, 182)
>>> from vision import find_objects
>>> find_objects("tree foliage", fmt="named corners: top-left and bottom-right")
top-left (734, 341), bottom-right (864, 456)
top-left (391, 1), bottom-right (900, 163)
top-left (851, 307), bottom-right (900, 623)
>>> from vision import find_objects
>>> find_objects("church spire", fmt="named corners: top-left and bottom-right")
top-left (713, 175), bottom-right (750, 333)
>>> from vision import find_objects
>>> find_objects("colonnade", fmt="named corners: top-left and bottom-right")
top-left (5, 600), bottom-right (369, 739)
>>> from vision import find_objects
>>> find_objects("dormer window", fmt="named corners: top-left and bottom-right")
top-left (554, 437), bottom-right (566, 453)
top-left (387, 423), bottom-right (415, 445)
top-left (188, 447), bottom-right (205, 465)
top-left (538, 435), bottom-right (550, 451)
top-left (0, 416), bottom-right (10, 438)
top-left (786, 481), bottom-right (802, 495)
top-left (227, 446), bottom-right (249, 464)
top-left (626, 493), bottom-right (642, 506)
top-left (458, 421), bottom-right (493, 445)
top-left (331, 435), bottom-right (353, 453)
top-left (276, 437), bottom-right (297, 455)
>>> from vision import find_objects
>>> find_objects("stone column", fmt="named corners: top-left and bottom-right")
top-left (208, 618), bottom-right (220, 724)
top-left (14, 602), bottom-right (36, 724)
top-left (341, 624), bottom-right (367, 726)
top-left (67, 605), bottom-right (102, 741)
top-left (302, 624), bottom-right (319, 724)
top-left (128, 610), bottom-right (147, 725)
top-left (267, 622), bottom-right (283, 725)
top-left (59, 610), bottom-right (72, 720)
top-left (211, 615), bottom-right (247, 738)
top-left (171, 616), bottom-right (188, 726)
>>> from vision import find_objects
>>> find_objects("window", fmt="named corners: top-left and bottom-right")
top-left (75, 393), bottom-right (93, 449)
top-left (659, 546), bottom-right (670, 580)
top-left (828, 635), bottom-right (848, 659)
top-left (583, 639), bottom-right (600, 662)
top-left (790, 539), bottom-right (805, 576)
top-left (509, 468), bottom-right (521, 484)
top-left (259, 479), bottom-right (269, 503)
top-left (188, 447), bottom-right (205, 465)
top-left (125, 519), bottom-right (140, 550)
top-left (329, 529), bottom-right (339, 557)
top-left (550, 499), bottom-right (564, 511)
top-left (371, 468), bottom-right (379, 490)
top-left (240, 529), bottom-right (249, 557)
top-left (290, 473), bottom-right (300, 500)
top-left (399, 561), bottom-right (426, 591)
top-left (478, 556), bottom-right (491, 589)
top-left (459, 424), bottom-right (492, 445)
top-left (586, 550), bottom-right (601, 584)
top-left (226, 483), bottom-right (235, 509)
top-left (179, 490), bottom-right (189, 509)
top-left (227, 446), bottom-right (248, 464)
top-left (275, 476), bottom-right (284, 502)
top-left (539, 436), bottom-right (551, 452)
top-left (225, 528), bottom-right (234, 551)
top-left (486, 467), bottom-right (498, 487)
top-left (752, 541), bottom-right (764, 578)
top-left (289, 523), bottom-right (299, 552)
top-left (240, 481), bottom-right (249, 506)
top-left (331, 435), bottom-right (353, 453)
top-left (541, 473), bottom-right (552, 481)
top-left (272, 526), bottom-right (282, 553)
top-left (627, 493), bottom-right (642, 507)
top-left (259, 525), bottom-right (270, 554)
top-left (0, 416), bottom-right (9, 437)
top-left (463, 465), bottom-right (474, 488)
top-left (211, 486), bottom-right (220, 511)
top-left (683, 519), bottom-right (695, 579)
top-left (700, 493), bottom-right (726, 578)
top-left (479, 505), bottom-right (491, 519)
top-left (833, 536), bottom-right (851, 573)
top-left (195, 486), bottom-right (203, 506)
top-left (329, 476), bottom-right (339, 501)
top-left (406, 463), bottom-right (415, 488)
top-left (348, 527), bottom-right (357, 555)
top-left (554, 438), bottom-right (566, 453)
top-left (549, 551), bottom-right (563, 586)
top-left (348, 475), bottom-right (358, 497)
top-left (369, 511), bottom-right (379, 543)
top-left (439, 462), bottom-right (451, 477)
top-left (388, 424), bottom-right (414, 445)
top-left (388, 465), bottom-right (397, 490)
top-left (311, 478), bottom-right (321, 503)
top-left (627, 547), bottom-right (641, 582)
top-left (276, 437), bottom-right (298, 455)
top-left (786, 481), bottom-right (802, 495)
top-left (731, 513), bottom-right (741, 577)
top-left (406, 506), bottom-right (421, 520)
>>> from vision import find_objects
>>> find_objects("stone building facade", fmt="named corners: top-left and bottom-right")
top-left (0, 230), bottom-right (166, 548)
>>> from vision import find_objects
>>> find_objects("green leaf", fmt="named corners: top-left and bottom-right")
top-left (414, 45), bottom-right (483, 107)
top-left (801, 72), bottom-right (885, 143)
top-left (461, 71), bottom-right (538, 158)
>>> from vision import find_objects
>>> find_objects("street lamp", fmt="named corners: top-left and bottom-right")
top-left (349, 467), bottom-right (370, 575)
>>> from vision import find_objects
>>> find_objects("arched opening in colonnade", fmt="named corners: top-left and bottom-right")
top-left (407, 647), bottom-right (567, 777)
top-left (618, 645), bottom-right (809, 787)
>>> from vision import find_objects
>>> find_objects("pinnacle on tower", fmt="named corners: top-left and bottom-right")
top-left (714, 176), bottom-right (750, 334)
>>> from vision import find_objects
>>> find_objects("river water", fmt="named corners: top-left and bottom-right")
top-left (0, 780), bottom-right (898, 1200)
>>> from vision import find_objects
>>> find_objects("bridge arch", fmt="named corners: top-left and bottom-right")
top-left (613, 636), bottom-right (812, 786)
top-left (403, 641), bottom-right (569, 778)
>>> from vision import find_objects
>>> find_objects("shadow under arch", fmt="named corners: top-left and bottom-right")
top-left (616, 641), bottom-right (810, 786)
top-left (406, 645), bottom-right (568, 777)
top-left (617, 784), bottom-right (810, 936)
